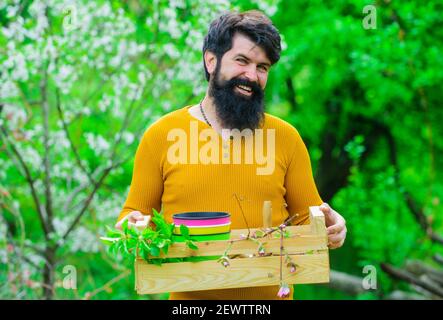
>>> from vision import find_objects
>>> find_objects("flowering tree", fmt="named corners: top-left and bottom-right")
top-left (0, 0), bottom-right (230, 299)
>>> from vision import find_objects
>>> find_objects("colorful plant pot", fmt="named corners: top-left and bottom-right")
top-left (172, 212), bottom-right (231, 235)
top-left (171, 232), bottom-right (231, 242)
top-left (173, 223), bottom-right (231, 235)
top-left (173, 216), bottom-right (231, 227)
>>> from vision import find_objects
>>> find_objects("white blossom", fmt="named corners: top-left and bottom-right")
top-left (98, 94), bottom-right (111, 112)
top-left (0, 79), bottom-right (18, 99)
top-left (20, 146), bottom-right (42, 169)
top-left (163, 43), bottom-right (180, 59)
top-left (85, 133), bottom-right (110, 155)
top-left (2, 104), bottom-right (27, 129)
top-left (53, 217), bottom-right (70, 237)
top-left (122, 132), bottom-right (134, 145)
top-left (70, 226), bottom-right (99, 253)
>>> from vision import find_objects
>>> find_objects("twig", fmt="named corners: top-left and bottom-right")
top-left (0, 125), bottom-right (50, 238)
top-left (55, 86), bottom-right (96, 185)
top-left (83, 270), bottom-right (131, 300)
top-left (233, 193), bottom-right (251, 238)
top-left (280, 225), bottom-right (283, 284)
top-left (61, 160), bottom-right (124, 242)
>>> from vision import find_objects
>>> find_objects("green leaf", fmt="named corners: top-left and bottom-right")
top-left (100, 236), bottom-right (120, 245)
top-left (122, 219), bottom-right (129, 234)
top-left (163, 243), bottom-right (170, 255)
top-left (105, 226), bottom-right (124, 237)
top-left (186, 240), bottom-right (198, 250)
top-left (157, 239), bottom-right (166, 248)
top-left (180, 224), bottom-right (190, 238)
top-left (109, 242), bottom-right (118, 255)
top-left (123, 241), bottom-right (130, 255)
top-left (141, 240), bottom-right (151, 252)
top-left (150, 246), bottom-right (160, 257)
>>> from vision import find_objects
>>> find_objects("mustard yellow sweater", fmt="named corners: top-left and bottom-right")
top-left (118, 105), bottom-right (323, 300)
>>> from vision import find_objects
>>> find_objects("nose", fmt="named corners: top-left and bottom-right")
top-left (243, 65), bottom-right (259, 84)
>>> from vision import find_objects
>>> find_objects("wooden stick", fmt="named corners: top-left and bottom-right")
top-left (263, 201), bottom-right (272, 229)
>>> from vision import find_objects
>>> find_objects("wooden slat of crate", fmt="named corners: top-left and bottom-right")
top-left (160, 232), bottom-right (327, 258)
top-left (134, 206), bottom-right (330, 294)
top-left (135, 252), bottom-right (329, 294)
top-left (230, 224), bottom-right (313, 237)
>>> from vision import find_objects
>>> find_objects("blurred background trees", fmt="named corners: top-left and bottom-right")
top-left (0, 0), bottom-right (442, 299)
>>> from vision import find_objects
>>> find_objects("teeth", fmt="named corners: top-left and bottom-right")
top-left (238, 85), bottom-right (252, 92)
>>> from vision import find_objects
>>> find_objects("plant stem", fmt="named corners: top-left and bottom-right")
top-left (280, 225), bottom-right (284, 284)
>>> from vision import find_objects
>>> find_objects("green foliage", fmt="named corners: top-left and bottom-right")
top-left (101, 209), bottom-right (197, 266)
top-left (1, 0), bottom-right (442, 300)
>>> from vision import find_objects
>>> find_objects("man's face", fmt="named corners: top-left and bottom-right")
top-left (207, 33), bottom-right (272, 130)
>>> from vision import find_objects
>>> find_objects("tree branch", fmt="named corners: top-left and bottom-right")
top-left (405, 259), bottom-right (443, 279)
top-left (285, 77), bottom-right (297, 111)
top-left (40, 63), bottom-right (54, 234)
top-left (326, 269), bottom-right (368, 295)
top-left (433, 254), bottom-right (443, 266)
top-left (384, 290), bottom-right (426, 300)
top-left (381, 263), bottom-right (443, 298)
top-left (55, 87), bottom-right (96, 185)
top-left (61, 160), bottom-right (123, 242)
top-left (404, 191), bottom-right (443, 245)
top-left (0, 125), bottom-right (50, 238)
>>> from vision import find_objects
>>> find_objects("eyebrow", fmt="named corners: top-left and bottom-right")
top-left (234, 54), bottom-right (271, 68)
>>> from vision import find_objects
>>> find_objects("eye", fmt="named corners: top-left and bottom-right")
top-left (258, 65), bottom-right (268, 72)
top-left (236, 58), bottom-right (247, 64)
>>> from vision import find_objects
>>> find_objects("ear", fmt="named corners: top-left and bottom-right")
top-left (204, 50), bottom-right (217, 77)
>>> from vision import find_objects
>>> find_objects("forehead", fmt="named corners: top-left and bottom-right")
top-left (225, 33), bottom-right (271, 65)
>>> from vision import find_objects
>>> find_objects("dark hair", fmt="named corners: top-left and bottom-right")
top-left (202, 10), bottom-right (282, 81)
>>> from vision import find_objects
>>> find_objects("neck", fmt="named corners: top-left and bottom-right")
top-left (200, 92), bottom-right (233, 141)
top-left (200, 92), bottom-right (220, 127)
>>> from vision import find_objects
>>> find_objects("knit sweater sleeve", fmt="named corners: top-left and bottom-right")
top-left (283, 128), bottom-right (323, 225)
top-left (117, 127), bottom-right (163, 222)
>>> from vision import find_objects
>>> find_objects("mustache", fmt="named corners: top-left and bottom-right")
top-left (225, 77), bottom-right (263, 96)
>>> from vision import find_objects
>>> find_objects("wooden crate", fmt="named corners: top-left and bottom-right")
top-left (135, 206), bottom-right (329, 294)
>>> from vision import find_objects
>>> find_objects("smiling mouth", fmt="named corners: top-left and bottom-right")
top-left (235, 85), bottom-right (253, 96)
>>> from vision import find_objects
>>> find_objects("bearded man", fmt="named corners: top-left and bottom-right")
top-left (116, 10), bottom-right (347, 300)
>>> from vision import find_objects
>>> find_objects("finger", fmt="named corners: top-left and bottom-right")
top-left (320, 204), bottom-right (336, 227)
top-left (319, 203), bottom-right (331, 213)
top-left (327, 221), bottom-right (345, 235)
top-left (132, 211), bottom-right (144, 219)
top-left (328, 228), bottom-right (346, 243)
top-left (133, 215), bottom-right (145, 221)
top-left (116, 211), bottom-right (142, 229)
top-left (328, 228), bottom-right (347, 247)
top-left (115, 217), bottom-right (126, 230)
top-left (128, 211), bottom-right (145, 223)
top-left (328, 238), bottom-right (345, 250)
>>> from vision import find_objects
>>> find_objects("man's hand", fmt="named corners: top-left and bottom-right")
top-left (115, 211), bottom-right (149, 230)
top-left (319, 203), bottom-right (347, 249)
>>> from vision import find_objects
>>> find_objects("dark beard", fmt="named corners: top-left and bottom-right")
top-left (209, 65), bottom-right (265, 131)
